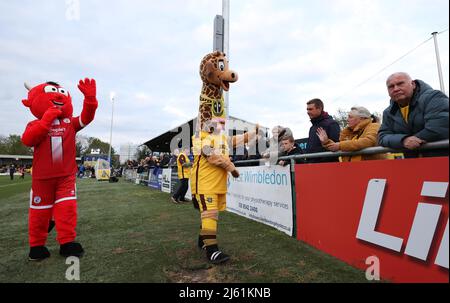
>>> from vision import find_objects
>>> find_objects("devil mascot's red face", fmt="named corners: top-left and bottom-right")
top-left (22, 82), bottom-right (73, 119)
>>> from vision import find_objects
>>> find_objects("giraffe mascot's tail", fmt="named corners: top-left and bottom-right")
top-left (190, 51), bottom-right (259, 264)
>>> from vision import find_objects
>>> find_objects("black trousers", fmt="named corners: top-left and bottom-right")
top-left (173, 178), bottom-right (189, 201)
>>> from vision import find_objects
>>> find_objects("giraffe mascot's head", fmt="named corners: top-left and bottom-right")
top-left (198, 51), bottom-right (238, 134)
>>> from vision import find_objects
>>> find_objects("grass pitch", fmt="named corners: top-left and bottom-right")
top-left (0, 175), bottom-right (370, 283)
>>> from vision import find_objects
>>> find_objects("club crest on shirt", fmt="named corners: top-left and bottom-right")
top-left (33, 196), bottom-right (42, 204)
top-left (63, 118), bottom-right (71, 124)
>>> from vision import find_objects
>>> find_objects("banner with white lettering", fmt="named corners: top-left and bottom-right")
top-left (227, 165), bottom-right (293, 236)
top-left (161, 168), bottom-right (172, 193)
top-left (295, 157), bottom-right (449, 282)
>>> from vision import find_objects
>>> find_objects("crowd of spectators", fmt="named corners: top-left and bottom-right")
top-left (230, 72), bottom-right (449, 165)
top-left (76, 164), bottom-right (96, 179)
top-left (123, 152), bottom-right (176, 175)
top-left (121, 72), bottom-right (448, 171)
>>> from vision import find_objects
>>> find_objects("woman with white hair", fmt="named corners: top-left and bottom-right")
top-left (261, 125), bottom-right (293, 159)
top-left (316, 106), bottom-right (386, 162)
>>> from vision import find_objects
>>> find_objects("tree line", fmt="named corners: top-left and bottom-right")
top-left (0, 134), bottom-right (116, 158)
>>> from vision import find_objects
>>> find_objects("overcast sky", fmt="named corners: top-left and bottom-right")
top-left (0, 0), bottom-right (448, 152)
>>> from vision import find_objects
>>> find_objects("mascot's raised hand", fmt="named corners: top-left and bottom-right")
top-left (78, 78), bottom-right (96, 99)
top-left (78, 78), bottom-right (98, 126)
top-left (21, 78), bottom-right (98, 261)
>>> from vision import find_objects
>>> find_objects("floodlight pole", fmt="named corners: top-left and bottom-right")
top-left (223, 0), bottom-right (230, 128)
top-left (213, 1), bottom-right (231, 135)
top-left (108, 93), bottom-right (115, 167)
top-left (431, 32), bottom-right (445, 93)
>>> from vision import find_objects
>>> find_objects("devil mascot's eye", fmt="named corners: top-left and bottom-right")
top-left (44, 85), bottom-right (58, 93)
top-left (58, 88), bottom-right (69, 96)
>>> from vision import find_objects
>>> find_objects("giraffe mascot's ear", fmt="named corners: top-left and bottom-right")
top-left (204, 61), bottom-right (216, 84)
top-left (22, 82), bottom-right (32, 107)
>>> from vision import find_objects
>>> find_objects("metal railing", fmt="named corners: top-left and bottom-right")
top-left (233, 139), bottom-right (449, 167)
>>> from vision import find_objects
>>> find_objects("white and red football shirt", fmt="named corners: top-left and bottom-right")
top-left (26, 116), bottom-right (84, 180)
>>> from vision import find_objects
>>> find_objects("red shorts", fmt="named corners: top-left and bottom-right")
top-left (30, 174), bottom-right (77, 209)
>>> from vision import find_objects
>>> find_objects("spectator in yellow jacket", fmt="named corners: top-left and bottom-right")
top-left (316, 106), bottom-right (386, 162)
top-left (171, 148), bottom-right (192, 203)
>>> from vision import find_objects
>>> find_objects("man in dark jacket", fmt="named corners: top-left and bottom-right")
top-left (378, 72), bottom-right (449, 157)
top-left (305, 98), bottom-right (341, 163)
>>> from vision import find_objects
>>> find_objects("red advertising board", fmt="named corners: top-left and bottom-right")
top-left (295, 157), bottom-right (448, 283)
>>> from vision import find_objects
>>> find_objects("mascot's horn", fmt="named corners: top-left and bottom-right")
top-left (24, 82), bottom-right (32, 91)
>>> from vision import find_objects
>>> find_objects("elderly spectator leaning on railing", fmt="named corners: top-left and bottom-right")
top-left (316, 106), bottom-right (386, 162)
top-left (378, 72), bottom-right (449, 158)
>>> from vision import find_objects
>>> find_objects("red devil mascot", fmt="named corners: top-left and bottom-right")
top-left (21, 78), bottom-right (98, 261)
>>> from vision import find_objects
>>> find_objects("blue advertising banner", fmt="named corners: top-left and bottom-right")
top-left (148, 167), bottom-right (162, 190)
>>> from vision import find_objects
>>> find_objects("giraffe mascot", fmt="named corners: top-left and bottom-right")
top-left (191, 51), bottom-right (258, 264)
top-left (21, 78), bottom-right (98, 261)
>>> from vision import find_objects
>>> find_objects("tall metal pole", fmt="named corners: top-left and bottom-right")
top-left (222, 0), bottom-right (230, 133)
top-left (431, 32), bottom-right (446, 93)
top-left (108, 92), bottom-right (115, 166)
